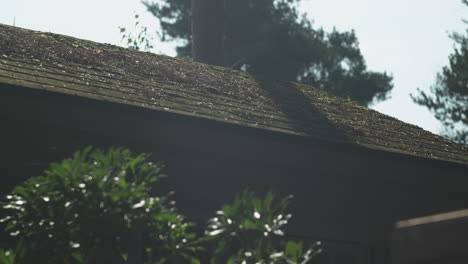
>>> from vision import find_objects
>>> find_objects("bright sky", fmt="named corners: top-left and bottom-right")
top-left (1, 0), bottom-right (467, 135)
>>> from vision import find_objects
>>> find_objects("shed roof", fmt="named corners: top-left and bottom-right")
top-left (0, 24), bottom-right (467, 165)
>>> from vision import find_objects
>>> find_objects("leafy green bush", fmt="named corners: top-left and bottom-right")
top-left (206, 190), bottom-right (321, 264)
top-left (1, 147), bottom-right (319, 264)
top-left (0, 147), bottom-right (199, 264)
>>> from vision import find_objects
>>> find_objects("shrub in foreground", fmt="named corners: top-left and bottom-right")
top-left (0, 147), bottom-right (320, 264)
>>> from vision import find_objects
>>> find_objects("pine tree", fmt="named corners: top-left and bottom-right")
top-left (143, 0), bottom-right (393, 106)
top-left (412, 1), bottom-right (468, 145)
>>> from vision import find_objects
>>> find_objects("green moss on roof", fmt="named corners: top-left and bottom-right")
top-left (0, 23), bottom-right (467, 164)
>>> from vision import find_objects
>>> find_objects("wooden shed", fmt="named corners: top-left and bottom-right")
top-left (0, 24), bottom-right (467, 263)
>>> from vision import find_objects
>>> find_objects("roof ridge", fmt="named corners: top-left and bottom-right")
top-left (1, 24), bottom-right (467, 165)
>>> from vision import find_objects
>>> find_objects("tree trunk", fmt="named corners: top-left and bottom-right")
top-left (191, 0), bottom-right (225, 66)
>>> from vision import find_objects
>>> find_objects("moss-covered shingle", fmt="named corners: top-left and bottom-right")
top-left (0, 23), bottom-right (467, 164)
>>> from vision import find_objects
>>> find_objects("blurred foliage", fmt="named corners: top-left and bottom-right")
top-left (1, 147), bottom-right (320, 264)
top-left (412, 1), bottom-right (468, 145)
top-left (205, 190), bottom-right (321, 264)
top-left (0, 249), bottom-right (15, 264)
top-left (138, 0), bottom-right (393, 106)
top-left (0, 147), bottom-right (199, 264)
top-left (119, 14), bottom-right (155, 51)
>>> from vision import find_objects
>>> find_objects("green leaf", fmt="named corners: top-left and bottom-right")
top-left (189, 257), bottom-right (201, 264)
top-left (0, 249), bottom-right (15, 264)
top-left (285, 241), bottom-right (303, 262)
